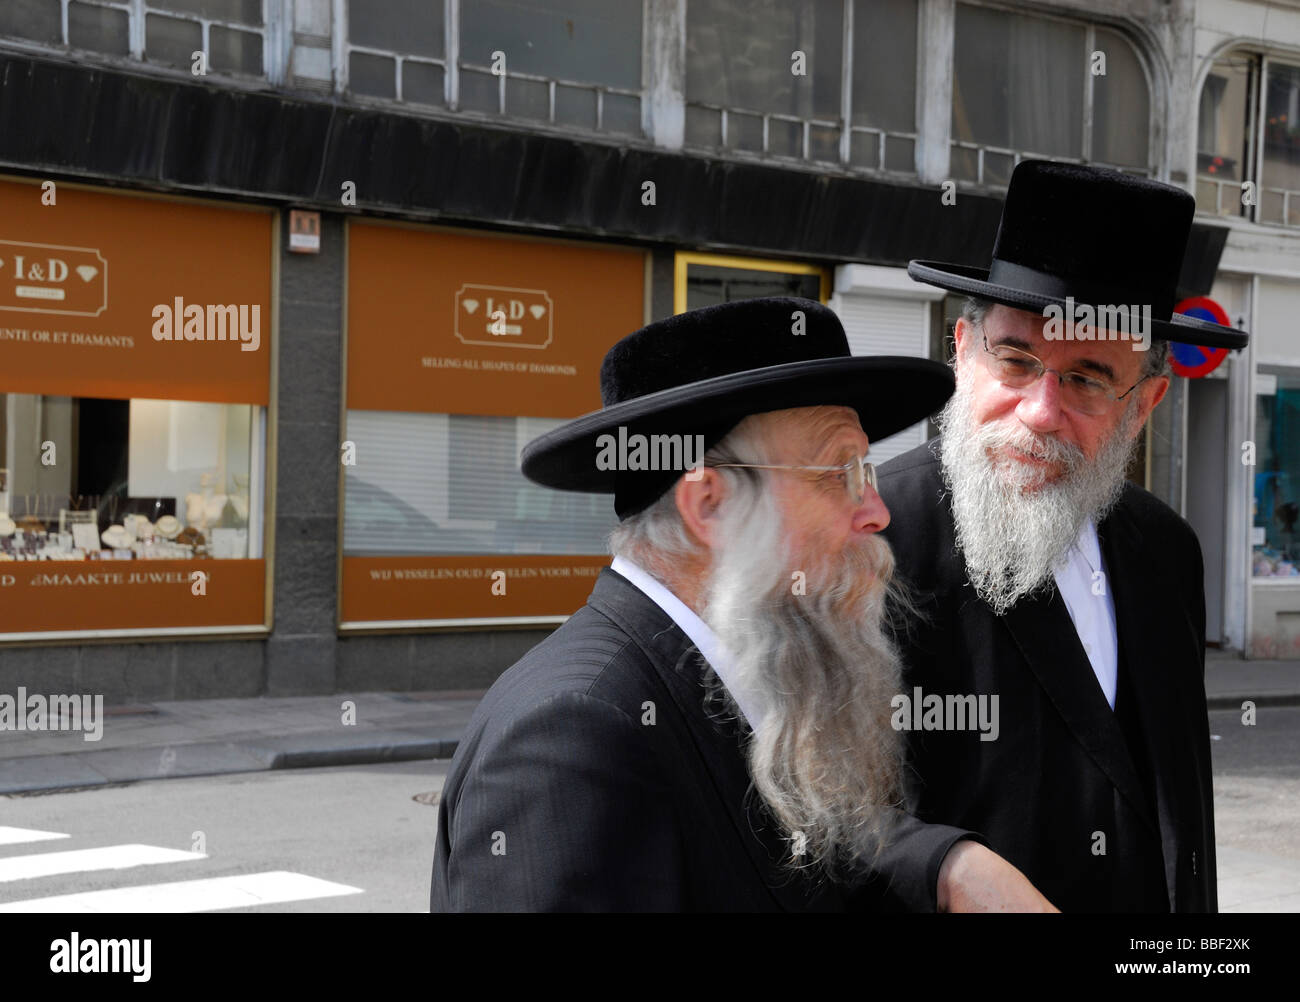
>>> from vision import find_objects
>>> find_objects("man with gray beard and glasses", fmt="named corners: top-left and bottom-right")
top-left (431, 296), bottom-right (1053, 912)
top-left (879, 161), bottom-right (1248, 912)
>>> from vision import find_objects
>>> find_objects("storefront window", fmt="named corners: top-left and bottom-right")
top-left (341, 220), bottom-right (645, 628)
top-left (0, 395), bottom-right (260, 561)
top-left (343, 412), bottom-right (611, 558)
top-left (675, 252), bottom-right (828, 312)
top-left (1253, 368), bottom-right (1300, 577)
top-left (0, 178), bottom-right (273, 638)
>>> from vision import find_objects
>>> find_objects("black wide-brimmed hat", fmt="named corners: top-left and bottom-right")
top-left (908, 160), bottom-right (1248, 350)
top-left (520, 297), bottom-right (954, 519)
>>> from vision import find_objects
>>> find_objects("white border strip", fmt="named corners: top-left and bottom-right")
top-left (0, 827), bottom-right (70, 847)
top-left (0, 844), bottom-right (205, 883)
top-left (0, 870), bottom-right (362, 913)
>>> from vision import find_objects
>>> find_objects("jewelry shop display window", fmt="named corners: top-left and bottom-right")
top-left (0, 178), bottom-right (273, 639)
top-left (340, 220), bottom-right (646, 629)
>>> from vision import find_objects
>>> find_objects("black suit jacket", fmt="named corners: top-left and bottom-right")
top-left (430, 567), bottom-right (977, 911)
top-left (877, 439), bottom-right (1217, 912)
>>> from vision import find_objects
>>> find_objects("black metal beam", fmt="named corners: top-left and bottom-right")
top-left (0, 51), bottom-right (1009, 267)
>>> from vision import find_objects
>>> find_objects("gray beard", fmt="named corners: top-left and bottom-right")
top-left (698, 486), bottom-right (909, 876)
top-left (935, 372), bottom-right (1141, 616)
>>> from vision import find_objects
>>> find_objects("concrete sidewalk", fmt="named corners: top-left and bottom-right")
top-left (1205, 650), bottom-right (1300, 709)
top-left (0, 690), bottom-right (480, 795)
top-left (0, 651), bottom-right (1295, 796)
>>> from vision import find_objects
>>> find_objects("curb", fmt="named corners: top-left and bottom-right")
top-left (1207, 694), bottom-right (1300, 711)
top-left (0, 731), bottom-right (462, 796)
top-left (4, 692), bottom-right (1299, 794)
top-left (269, 738), bottom-right (460, 770)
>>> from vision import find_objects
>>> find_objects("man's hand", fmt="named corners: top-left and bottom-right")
top-left (936, 840), bottom-right (1059, 912)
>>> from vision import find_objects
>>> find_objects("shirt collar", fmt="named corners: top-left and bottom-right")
top-left (1075, 519), bottom-right (1102, 574)
top-left (609, 555), bottom-right (764, 730)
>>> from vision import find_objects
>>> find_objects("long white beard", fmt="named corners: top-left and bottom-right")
top-left (935, 370), bottom-right (1141, 615)
top-left (698, 486), bottom-right (909, 875)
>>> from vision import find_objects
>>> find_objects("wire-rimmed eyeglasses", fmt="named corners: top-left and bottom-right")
top-left (709, 453), bottom-right (877, 505)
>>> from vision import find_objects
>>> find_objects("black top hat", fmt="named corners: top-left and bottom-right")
top-left (908, 160), bottom-right (1247, 350)
top-left (520, 296), bottom-right (954, 519)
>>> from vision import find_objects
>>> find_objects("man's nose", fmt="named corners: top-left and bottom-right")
top-left (854, 487), bottom-right (890, 534)
top-left (1015, 371), bottom-right (1066, 433)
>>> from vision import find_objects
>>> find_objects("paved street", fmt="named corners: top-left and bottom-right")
top-left (0, 706), bottom-right (1293, 913)
top-left (1209, 704), bottom-right (1300, 912)
top-left (0, 761), bottom-right (449, 912)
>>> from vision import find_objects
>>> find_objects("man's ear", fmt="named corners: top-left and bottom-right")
top-left (1135, 373), bottom-right (1170, 424)
top-left (675, 468), bottom-right (728, 551)
top-left (952, 316), bottom-right (970, 370)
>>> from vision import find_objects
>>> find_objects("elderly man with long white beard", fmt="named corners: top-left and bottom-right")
top-left (879, 160), bottom-right (1249, 912)
top-left (430, 296), bottom-right (1052, 912)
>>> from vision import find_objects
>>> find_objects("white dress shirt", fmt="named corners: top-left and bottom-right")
top-left (1051, 520), bottom-right (1120, 709)
top-left (609, 555), bottom-right (766, 730)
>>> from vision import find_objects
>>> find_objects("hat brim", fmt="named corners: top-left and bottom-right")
top-left (908, 261), bottom-right (1248, 350)
top-left (521, 355), bottom-right (955, 493)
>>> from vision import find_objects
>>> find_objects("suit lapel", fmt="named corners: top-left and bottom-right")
top-left (588, 570), bottom-right (840, 912)
top-left (1099, 499), bottom-right (1184, 897)
top-left (656, 647), bottom-right (837, 911)
top-left (998, 580), bottom-right (1160, 838)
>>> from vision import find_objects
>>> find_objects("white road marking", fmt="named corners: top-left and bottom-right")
top-left (0, 827), bottom-right (70, 847)
top-left (0, 871), bottom-right (364, 912)
top-left (0, 844), bottom-right (204, 883)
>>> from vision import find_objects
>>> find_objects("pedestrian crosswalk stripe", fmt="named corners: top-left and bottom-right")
top-left (0, 871), bottom-right (364, 912)
top-left (0, 827), bottom-right (70, 847)
top-left (0, 844), bottom-right (205, 883)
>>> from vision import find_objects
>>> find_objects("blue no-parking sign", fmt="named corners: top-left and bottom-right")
top-left (1170, 297), bottom-right (1230, 378)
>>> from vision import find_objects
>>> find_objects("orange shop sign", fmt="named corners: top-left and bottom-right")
top-left (0, 178), bottom-right (272, 405)
top-left (346, 221), bottom-right (646, 419)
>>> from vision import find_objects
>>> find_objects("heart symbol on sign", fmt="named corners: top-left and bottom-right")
top-left (462, 299), bottom-right (479, 314)
top-left (529, 304), bottom-right (546, 319)
top-left (76, 265), bottom-right (98, 282)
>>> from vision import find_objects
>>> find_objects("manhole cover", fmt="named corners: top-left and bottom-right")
top-left (413, 790), bottom-right (441, 806)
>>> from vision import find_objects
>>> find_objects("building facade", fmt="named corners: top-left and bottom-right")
top-left (0, 0), bottom-right (1291, 702)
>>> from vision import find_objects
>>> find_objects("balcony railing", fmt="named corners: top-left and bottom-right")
top-left (950, 139), bottom-right (1153, 189)
top-left (1196, 173), bottom-right (1300, 228)
top-left (684, 99), bottom-right (917, 176)
top-left (0, 0), bottom-right (275, 79)
top-left (453, 64), bottom-right (641, 136)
